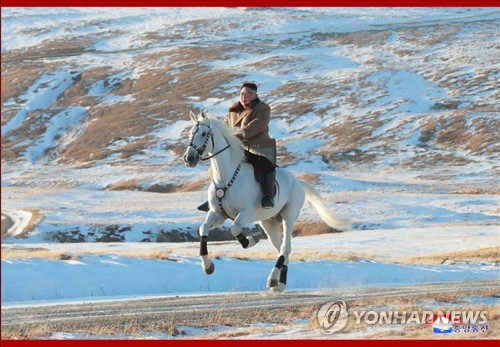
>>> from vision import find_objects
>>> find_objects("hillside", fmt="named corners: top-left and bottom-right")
top-left (1, 8), bottom-right (498, 242)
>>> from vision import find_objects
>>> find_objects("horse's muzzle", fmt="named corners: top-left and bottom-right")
top-left (183, 148), bottom-right (199, 168)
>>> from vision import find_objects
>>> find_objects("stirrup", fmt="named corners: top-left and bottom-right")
top-left (197, 201), bottom-right (209, 212)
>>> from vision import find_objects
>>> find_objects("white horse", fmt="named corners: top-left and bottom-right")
top-left (183, 111), bottom-right (350, 292)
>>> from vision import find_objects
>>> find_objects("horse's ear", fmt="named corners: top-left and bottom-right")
top-left (189, 110), bottom-right (197, 122)
top-left (201, 110), bottom-right (208, 119)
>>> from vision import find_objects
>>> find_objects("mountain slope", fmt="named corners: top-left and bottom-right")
top-left (1, 8), bottom-right (498, 242)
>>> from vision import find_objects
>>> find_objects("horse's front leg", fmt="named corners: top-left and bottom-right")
top-left (231, 209), bottom-right (259, 249)
top-left (199, 211), bottom-right (226, 275)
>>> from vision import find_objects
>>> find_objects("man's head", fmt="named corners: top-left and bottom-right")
top-left (239, 82), bottom-right (258, 106)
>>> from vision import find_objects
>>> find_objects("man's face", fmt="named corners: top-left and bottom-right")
top-left (239, 87), bottom-right (257, 106)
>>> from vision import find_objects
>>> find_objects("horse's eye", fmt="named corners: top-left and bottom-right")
top-left (201, 132), bottom-right (206, 136)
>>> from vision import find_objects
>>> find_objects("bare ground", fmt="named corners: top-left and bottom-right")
top-left (2, 279), bottom-right (497, 339)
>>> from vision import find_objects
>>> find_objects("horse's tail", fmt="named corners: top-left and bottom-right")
top-left (299, 180), bottom-right (351, 232)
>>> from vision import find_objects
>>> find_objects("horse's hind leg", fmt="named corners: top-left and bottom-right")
top-left (268, 220), bottom-right (292, 292)
top-left (269, 203), bottom-right (302, 292)
top-left (259, 217), bottom-right (282, 252)
top-left (259, 218), bottom-right (284, 289)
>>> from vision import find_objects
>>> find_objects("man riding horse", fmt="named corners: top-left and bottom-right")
top-left (198, 82), bottom-right (276, 211)
top-left (185, 110), bottom-right (350, 291)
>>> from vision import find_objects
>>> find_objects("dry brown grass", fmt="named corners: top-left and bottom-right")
top-left (318, 115), bottom-right (382, 164)
top-left (268, 81), bottom-right (322, 117)
top-left (167, 303), bottom-right (317, 339)
top-left (205, 247), bottom-right (369, 263)
top-left (2, 37), bottom-right (239, 165)
top-left (467, 117), bottom-right (500, 154)
top-left (1, 62), bottom-right (56, 104)
top-left (435, 115), bottom-right (470, 148)
top-left (3, 235), bottom-right (496, 266)
top-left (2, 36), bottom-right (92, 63)
top-left (1, 317), bottom-right (187, 339)
top-left (292, 251), bottom-right (363, 262)
top-left (173, 180), bottom-right (207, 193)
top-left (104, 179), bottom-right (144, 191)
top-left (61, 102), bottom-right (157, 162)
top-left (416, 112), bottom-right (499, 156)
top-left (292, 221), bottom-right (339, 237)
top-left (3, 16), bottom-right (498, 180)
top-left (450, 187), bottom-right (500, 195)
top-left (394, 247), bottom-right (500, 265)
top-left (0, 248), bottom-right (81, 261)
top-left (0, 247), bottom-right (175, 261)
top-left (397, 24), bottom-right (461, 50)
top-left (313, 29), bottom-right (392, 48)
top-left (2, 12), bottom-right (497, 173)
top-left (1, 301), bottom-right (316, 340)
top-left (105, 179), bottom-right (206, 193)
top-left (419, 119), bottom-right (437, 144)
top-left (276, 145), bottom-right (298, 167)
top-left (295, 173), bottom-right (321, 185)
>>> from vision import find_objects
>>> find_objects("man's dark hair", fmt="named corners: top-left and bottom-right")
top-left (241, 82), bottom-right (258, 92)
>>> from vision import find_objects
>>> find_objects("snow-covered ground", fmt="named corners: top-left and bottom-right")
top-left (2, 195), bottom-right (498, 305)
top-left (2, 244), bottom-right (498, 305)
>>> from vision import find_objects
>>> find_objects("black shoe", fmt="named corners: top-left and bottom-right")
top-left (197, 201), bottom-right (209, 212)
top-left (262, 194), bottom-right (274, 209)
top-left (261, 171), bottom-right (276, 209)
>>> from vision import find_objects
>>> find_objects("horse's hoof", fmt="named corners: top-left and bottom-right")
top-left (204, 262), bottom-right (215, 275)
top-left (247, 235), bottom-right (260, 248)
top-left (267, 278), bottom-right (278, 288)
top-left (270, 283), bottom-right (286, 293)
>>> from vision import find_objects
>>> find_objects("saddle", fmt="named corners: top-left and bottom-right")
top-left (246, 138), bottom-right (276, 166)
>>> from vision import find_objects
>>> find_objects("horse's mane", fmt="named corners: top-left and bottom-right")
top-left (199, 114), bottom-right (244, 162)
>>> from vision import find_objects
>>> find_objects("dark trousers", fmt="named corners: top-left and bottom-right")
top-left (244, 150), bottom-right (275, 174)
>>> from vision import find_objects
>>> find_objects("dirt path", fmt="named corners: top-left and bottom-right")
top-left (2, 279), bottom-right (497, 339)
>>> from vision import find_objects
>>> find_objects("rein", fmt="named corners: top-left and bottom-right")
top-left (188, 121), bottom-right (230, 161)
top-left (200, 144), bottom-right (230, 161)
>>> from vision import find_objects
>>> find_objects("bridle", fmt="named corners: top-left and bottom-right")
top-left (188, 120), bottom-right (241, 219)
top-left (188, 121), bottom-right (230, 161)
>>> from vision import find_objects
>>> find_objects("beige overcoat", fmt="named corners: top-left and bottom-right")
top-left (225, 98), bottom-right (276, 165)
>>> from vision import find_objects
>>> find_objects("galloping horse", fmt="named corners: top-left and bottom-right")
top-left (183, 111), bottom-right (350, 292)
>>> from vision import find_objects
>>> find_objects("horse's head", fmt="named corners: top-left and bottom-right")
top-left (183, 110), bottom-right (213, 167)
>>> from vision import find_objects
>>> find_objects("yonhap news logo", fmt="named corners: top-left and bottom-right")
top-left (317, 301), bottom-right (489, 335)
top-left (317, 300), bottom-right (349, 334)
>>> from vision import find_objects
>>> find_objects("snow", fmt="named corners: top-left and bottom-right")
top-left (2, 254), bottom-right (497, 305)
top-left (1, 209), bottom-right (32, 237)
top-left (2, 70), bottom-right (80, 137)
top-left (0, 8), bottom-right (499, 339)
top-left (368, 70), bottom-right (447, 118)
top-left (1, 219), bottom-right (498, 306)
top-left (25, 107), bottom-right (88, 163)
